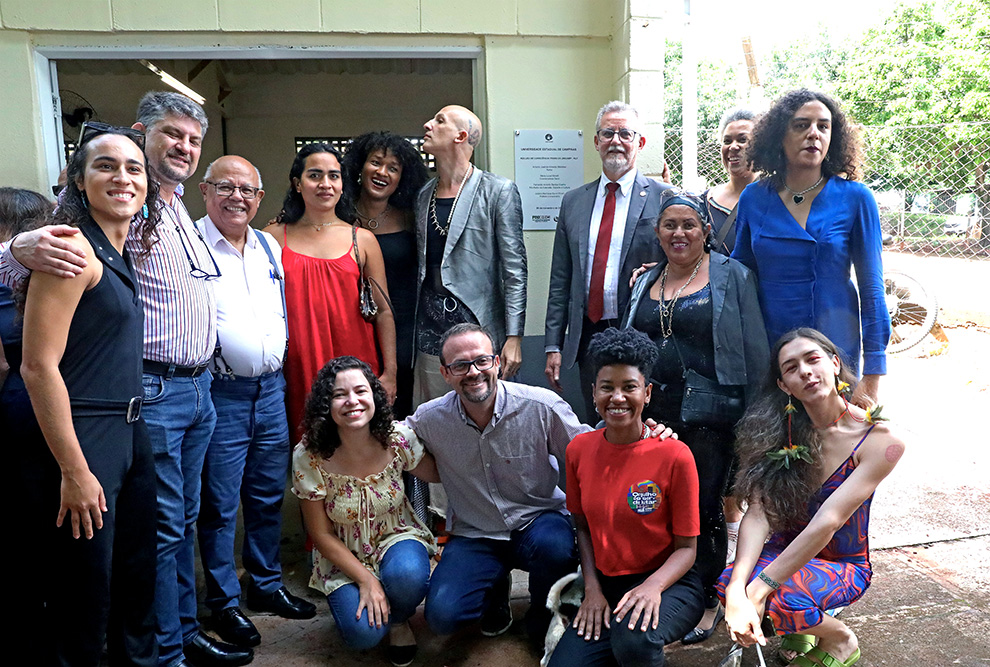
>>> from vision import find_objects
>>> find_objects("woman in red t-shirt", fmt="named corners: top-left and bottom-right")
top-left (549, 327), bottom-right (705, 666)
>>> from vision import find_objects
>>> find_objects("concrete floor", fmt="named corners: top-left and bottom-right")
top-left (195, 318), bottom-right (990, 666)
top-left (207, 535), bottom-right (990, 666)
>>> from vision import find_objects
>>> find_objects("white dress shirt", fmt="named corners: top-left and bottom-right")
top-left (584, 167), bottom-right (637, 320)
top-left (196, 215), bottom-right (286, 377)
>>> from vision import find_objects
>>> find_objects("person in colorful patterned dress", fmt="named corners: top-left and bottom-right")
top-left (719, 328), bottom-right (906, 667)
top-left (291, 356), bottom-right (438, 667)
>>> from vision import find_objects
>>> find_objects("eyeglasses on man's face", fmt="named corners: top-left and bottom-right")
top-left (204, 180), bottom-right (261, 200)
top-left (443, 355), bottom-right (497, 376)
top-left (596, 128), bottom-right (638, 143)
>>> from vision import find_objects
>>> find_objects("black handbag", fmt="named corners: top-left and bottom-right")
top-left (680, 368), bottom-right (745, 427)
top-left (670, 335), bottom-right (746, 428)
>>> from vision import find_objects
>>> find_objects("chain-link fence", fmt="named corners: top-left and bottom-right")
top-left (665, 122), bottom-right (990, 260)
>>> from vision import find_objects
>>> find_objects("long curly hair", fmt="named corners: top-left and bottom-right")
top-left (341, 131), bottom-right (429, 211)
top-left (733, 328), bottom-right (858, 533)
top-left (276, 143), bottom-right (357, 224)
top-left (57, 127), bottom-right (161, 256)
top-left (301, 356), bottom-right (394, 460)
top-left (747, 89), bottom-right (863, 190)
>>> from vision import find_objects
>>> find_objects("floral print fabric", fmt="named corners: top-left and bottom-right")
top-left (291, 422), bottom-right (436, 595)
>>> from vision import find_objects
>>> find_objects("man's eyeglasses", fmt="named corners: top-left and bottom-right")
top-left (596, 128), bottom-right (638, 143)
top-left (204, 180), bottom-right (261, 200)
top-left (443, 355), bottom-right (497, 376)
top-left (78, 121), bottom-right (146, 149)
top-left (174, 220), bottom-right (222, 280)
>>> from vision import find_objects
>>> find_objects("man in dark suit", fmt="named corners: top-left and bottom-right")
top-left (544, 101), bottom-right (672, 419)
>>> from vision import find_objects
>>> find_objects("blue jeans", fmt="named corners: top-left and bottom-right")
top-left (198, 371), bottom-right (290, 610)
top-left (142, 371), bottom-right (217, 667)
top-left (425, 510), bottom-right (577, 641)
top-left (326, 540), bottom-right (431, 650)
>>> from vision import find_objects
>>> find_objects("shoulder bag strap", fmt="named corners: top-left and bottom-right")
top-left (714, 205), bottom-right (738, 253)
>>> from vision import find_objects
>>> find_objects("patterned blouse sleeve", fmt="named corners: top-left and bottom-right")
top-left (291, 443), bottom-right (327, 501)
top-left (391, 421), bottom-right (425, 472)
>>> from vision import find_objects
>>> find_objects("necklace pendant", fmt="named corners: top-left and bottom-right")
top-left (793, 194), bottom-right (805, 205)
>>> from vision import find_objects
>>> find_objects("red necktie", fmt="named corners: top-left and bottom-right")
top-left (587, 181), bottom-right (619, 323)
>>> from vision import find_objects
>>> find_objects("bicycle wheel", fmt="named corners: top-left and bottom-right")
top-left (884, 270), bottom-right (938, 353)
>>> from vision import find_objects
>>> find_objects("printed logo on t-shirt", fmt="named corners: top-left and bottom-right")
top-left (627, 480), bottom-right (662, 515)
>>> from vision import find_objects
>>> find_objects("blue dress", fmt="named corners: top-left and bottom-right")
top-left (731, 178), bottom-right (890, 376)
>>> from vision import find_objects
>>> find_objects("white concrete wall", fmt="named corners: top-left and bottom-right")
top-left (0, 0), bottom-right (668, 337)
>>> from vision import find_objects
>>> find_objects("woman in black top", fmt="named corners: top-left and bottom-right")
top-left (342, 131), bottom-right (428, 419)
top-left (623, 190), bottom-right (769, 647)
top-left (21, 125), bottom-right (161, 666)
top-left (703, 108), bottom-right (760, 255)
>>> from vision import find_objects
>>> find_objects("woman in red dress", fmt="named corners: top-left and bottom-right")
top-left (265, 143), bottom-right (396, 442)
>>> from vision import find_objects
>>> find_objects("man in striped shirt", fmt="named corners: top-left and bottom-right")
top-left (1, 92), bottom-right (252, 667)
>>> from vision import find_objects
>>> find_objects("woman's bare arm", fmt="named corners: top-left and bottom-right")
top-left (21, 236), bottom-right (103, 539)
top-left (358, 228), bottom-right (397, 401)
top-left (300, 498), bottom-right (391, 627)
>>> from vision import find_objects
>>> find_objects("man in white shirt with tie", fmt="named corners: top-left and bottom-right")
top-left (194, 156), bottom-right (316, 653)
top-left (544, 101), bottom-right (672, 420)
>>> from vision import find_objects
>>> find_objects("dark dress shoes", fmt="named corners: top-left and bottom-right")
top-left (212, 607), bottom-right (261, 647)
top-left (247, 586), bottom-right (317, 620)
top-left (183, 630), bottom-right (254, 666)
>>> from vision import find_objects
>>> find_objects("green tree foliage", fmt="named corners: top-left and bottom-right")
top-left (835, 0), bottom-right (989, 245)
top-left (663, 39), bottom-right (739, 130)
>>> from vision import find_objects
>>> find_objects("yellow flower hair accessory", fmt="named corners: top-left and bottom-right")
top-left (864, 404), bottom-right (888, 424)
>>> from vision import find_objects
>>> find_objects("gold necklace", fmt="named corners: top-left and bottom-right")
top-left (310, 220), bottom-right (346, 232)
top-left (657, 256), bottom-right (705, 338)
top-left (430, 165), bottom-right (473, 237)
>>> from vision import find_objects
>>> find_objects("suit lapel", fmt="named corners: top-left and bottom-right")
top-left (443, 167), bottom-right (481, 262)
top-left (618, 171), bottom-right (650, 271)
top-left (710, 252), bottom-right (729, 332)
top-left (415, 178), bottom-right (435, 268)
top-left (576, 179), bottom-right (600, 283)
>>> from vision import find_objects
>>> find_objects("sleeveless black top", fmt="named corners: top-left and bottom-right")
top-left (62, 220), bottom-right (144, 407)
top-left (375, 229), bottom-right (417, 369)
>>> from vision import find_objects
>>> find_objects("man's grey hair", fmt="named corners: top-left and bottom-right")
top-left (137, 91), bottom-right (209, 134)
top-left (718, 107), bottom-right (759, 136)
top-left (596, 101), bottom-right (640, 132)
top-left (203, 158), bottom-right (263, 188)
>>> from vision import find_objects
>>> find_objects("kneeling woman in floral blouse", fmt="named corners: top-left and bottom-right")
top-left (292, 356), bottom-right (439, 667)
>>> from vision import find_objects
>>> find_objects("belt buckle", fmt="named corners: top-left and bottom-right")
top-left (126, 396), bottom-right (143, 423)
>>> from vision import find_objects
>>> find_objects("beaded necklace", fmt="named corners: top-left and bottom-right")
top-left (429, 165), bottom-right (473, 237)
